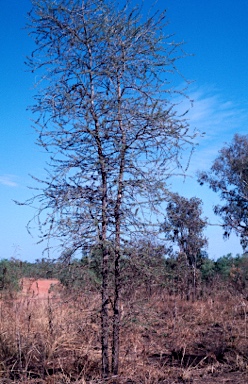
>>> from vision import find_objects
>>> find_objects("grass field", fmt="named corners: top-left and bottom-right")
top-left (0, 279), bottom-right (247, 383)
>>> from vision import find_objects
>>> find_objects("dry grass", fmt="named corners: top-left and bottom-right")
top-left (0, 285), bottom-right (247, 383)
top-left (0, 290), bottom-right (102, 383)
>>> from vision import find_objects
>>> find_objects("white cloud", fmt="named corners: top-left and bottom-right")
top-left (0, 175), bottom-right (19, 187)
top-left (189, 86), bottom-right (248, 138)
top-left (176, 86), bottom-right (248, 174)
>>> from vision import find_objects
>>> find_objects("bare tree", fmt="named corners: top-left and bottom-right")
top-left (24, 0), bottom-right (195, 377)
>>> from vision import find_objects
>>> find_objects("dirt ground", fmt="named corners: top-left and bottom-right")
top-left (20, 278), bottom-right (60, 298)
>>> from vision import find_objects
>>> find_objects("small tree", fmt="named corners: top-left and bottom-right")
top-left (162, 193), bottom-right (208, 299)
top-left (122, 238), bottom-right (167, 296)
top-left (198, 134), bottom-right (248, 251)
top-left (0, 259), bottom-right (22, 295)
top-left (24, 0), bottom-right (195, 377)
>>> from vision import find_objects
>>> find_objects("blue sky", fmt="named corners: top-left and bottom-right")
top-left (0, 0), bottom-right (247, 261)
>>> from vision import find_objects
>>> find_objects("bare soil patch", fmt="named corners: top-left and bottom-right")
top-left (20, 278), bottom-right (60, 298)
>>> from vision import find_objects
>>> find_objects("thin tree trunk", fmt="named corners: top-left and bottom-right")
top-left (87, 35), bottom-right (110, 376)
top-left (98, 161), bottom-right (110, 377)
top-left (192, 264), bottom-right (196, 302)
top-left (101, 246), bottom-right (110, 377)
top-left (99, 154), bottom-right (110, 377)
top-left (112, 246), bottom-right (121, 375)
top-left (112, 74), bottom-right (125, 375)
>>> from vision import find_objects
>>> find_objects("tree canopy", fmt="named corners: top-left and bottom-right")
top-left (25, 0), bottom-right (194, 251)
top-left (198, 134), bottom-right (248, 251)
top-left (162, 193), bottom-right (208, 266)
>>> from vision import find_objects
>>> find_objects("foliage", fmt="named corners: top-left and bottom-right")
top-left (23, 258), bottom-right (59, 279)
top-left (200, 256), bottom-right (216, 283)
top-left (2, 250), bottom-right (248, 298)
top-left (121, 238), bottom-right (168, 295)
top-left (162, 193), bottom-right (208, 266)
top-left (214, 253), bottom-right (235, 280)
top-left (198, 134), bottom-right (248, 251)
top-left (58, 251), bottom-right (102, 292)
top-left (0, 258), bottom-right (22, 293)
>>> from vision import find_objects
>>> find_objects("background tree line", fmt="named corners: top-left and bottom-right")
top-left (2, 250), bottom-right (248, 297)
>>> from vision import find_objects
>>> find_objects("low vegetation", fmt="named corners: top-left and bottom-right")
top-left (0, 253), bottom-right (247, 383)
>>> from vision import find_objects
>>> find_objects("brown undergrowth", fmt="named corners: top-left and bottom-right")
top-left (0, 284), bottom-right (247, 383)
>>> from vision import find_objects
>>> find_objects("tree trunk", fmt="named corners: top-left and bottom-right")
top-left (112, 246), bottom-right (121, 375)
top-left (101, 246), bottom-right (110, 377)
top-left (111, 74), bottom-right (126, 376)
